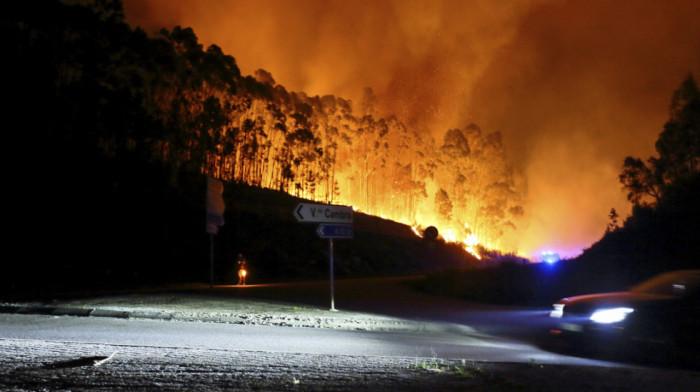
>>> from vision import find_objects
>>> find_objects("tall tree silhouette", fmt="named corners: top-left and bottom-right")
top-left (620, 74), bottom-right (700, 206)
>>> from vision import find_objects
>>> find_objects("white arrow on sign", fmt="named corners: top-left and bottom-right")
top-left (294, 203), bottom-right (353, 224)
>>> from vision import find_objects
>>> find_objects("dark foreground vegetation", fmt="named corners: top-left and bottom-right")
top-left (6, 148), bottom-right (476, 295)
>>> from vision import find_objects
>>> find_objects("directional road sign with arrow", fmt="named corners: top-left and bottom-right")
top-left (294, 203), bottom-right (353, 224)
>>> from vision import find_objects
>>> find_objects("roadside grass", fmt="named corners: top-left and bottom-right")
top-left (414, 357), bottom-right (486, 379)
top-left (411, 357), bottom-right (528, 391)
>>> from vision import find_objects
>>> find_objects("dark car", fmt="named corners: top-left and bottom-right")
top-left (549, 270), bottom-right (700, 356)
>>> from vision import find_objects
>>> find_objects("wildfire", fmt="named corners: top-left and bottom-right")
top-left (119, 0), bottom-right (700, 280)
top-left (411, 224), bottom-right (482, 260)
top-left (463, 232), bottom-right (481, 260)
top-left (411, 226), bottom-right (423, 237)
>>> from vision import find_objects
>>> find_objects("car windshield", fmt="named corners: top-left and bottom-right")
top-left (630, 270), bottom-right (700, 297)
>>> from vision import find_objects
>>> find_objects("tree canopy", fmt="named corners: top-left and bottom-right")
top-left (620, 74), bottom-right (700, 206)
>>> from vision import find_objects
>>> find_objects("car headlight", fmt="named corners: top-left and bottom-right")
top-left (589, 307), bottom-right (634, 324)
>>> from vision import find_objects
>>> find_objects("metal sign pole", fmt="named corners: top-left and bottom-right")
top-left (329, 238), bottom-right (336, 311)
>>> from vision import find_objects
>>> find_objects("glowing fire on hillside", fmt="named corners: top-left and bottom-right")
top-left (442, 227), bottom-right (482, 260)
top-left (123, 0), bottom-right (532, 261)
top-left (218, 112), bottom-right (526, 262)
top-left (349, 203), bottom-right (485, 260)
top-left (408, 224), bottom-right (482, 260)
top-left (336, 200), bottom-right (484, 260)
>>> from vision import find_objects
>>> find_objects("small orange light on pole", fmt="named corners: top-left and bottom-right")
top-left (238, 267), bottom-right (247, 285)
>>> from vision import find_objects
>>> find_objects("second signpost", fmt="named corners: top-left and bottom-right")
top-left (294, 202), bottom-right (354, 311)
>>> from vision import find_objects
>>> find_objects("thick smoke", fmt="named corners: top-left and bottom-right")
top-left (470, 0), bottom-right (700, 257)
top-left (123, 0), bottom-right (700, 258)
top-left (122, 0), bottom-right (536, 128)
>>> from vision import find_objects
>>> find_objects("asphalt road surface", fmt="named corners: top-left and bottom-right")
top-left (0, 313), bottom-right (688, 392)
top-left (1, 277), bottom-right (699, 390)
top-left (0, 313), bottom-right (614, 365)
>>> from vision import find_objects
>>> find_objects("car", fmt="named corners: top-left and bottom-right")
top-left (549, 269), bottom-right (700, 357)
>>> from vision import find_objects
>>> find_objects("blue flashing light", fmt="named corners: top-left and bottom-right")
top-left (541, 251), bottom-right (560, 264)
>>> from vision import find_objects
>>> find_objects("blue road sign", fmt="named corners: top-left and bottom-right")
top-left (316, 224), bottom-right (354, 239)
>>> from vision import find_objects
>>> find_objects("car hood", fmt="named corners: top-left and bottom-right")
top-left (557, 291), bottom-right (675, 316)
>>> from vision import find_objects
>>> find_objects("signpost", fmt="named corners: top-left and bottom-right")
top-left (294, 203), bottom-right (354, 311)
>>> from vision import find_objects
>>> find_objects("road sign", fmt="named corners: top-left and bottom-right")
top-left (294, 203), bottom-right (353, 224)
top-left (294, 203), bottom-right (354, 311)
top-left (316, 224), bottom-right (354, 239)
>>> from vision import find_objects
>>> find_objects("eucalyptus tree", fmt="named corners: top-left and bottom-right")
top-left (156, 26), bottom-right (240, 177)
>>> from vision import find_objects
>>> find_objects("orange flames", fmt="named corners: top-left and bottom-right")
top-left (409, 224), bottom-right (481, 260)
top-left (442, 227), bottom-right (482, 260)
top-left (310, 186), bottom-right (487, 260)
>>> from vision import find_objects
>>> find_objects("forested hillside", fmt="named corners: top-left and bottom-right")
top-left (4, 0), bottom-right (482, 292)
top-left (7, 0), bottom-right (524, 255)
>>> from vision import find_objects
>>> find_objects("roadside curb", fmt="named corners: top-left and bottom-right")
top-left (1, 305), bottom-right (128, 319)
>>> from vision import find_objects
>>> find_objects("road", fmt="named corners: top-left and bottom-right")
top-left (0, 313), bottom-right (614, 365)
top-left (1, 277), bottom-right (699, 390)
top-left (0, 312), bottom-right (648, 392)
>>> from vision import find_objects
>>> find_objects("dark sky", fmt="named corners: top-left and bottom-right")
top-left (123, 0), bottom-right (700, 258)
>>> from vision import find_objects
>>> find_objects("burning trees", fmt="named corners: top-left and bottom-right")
top-left (21, 0), bottom-right (526, 255)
